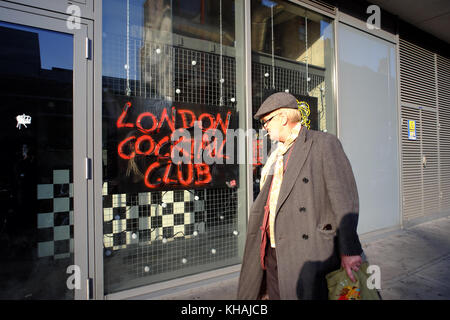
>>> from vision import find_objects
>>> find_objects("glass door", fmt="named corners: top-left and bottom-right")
top-left (0, 5), bottom-right (90, 299)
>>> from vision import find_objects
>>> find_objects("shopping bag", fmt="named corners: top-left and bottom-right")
top-left (325, 262), bottom-right (381, 300)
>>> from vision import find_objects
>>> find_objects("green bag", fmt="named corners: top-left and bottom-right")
top-left (325, 262), bottom-right (381, 300)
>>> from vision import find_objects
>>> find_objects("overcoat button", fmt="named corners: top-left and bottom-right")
top-left (299, 207), bottom-right (306, 212)
top-left (303, 177), bottom-right (309, 183)
top-left (302, 234), bottom-right (309, 240)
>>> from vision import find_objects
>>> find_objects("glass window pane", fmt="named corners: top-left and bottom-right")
top-left (338, 23), bottom-right (400, 233)
top-left (0, 21), bottom-right (74, 299)
top-left (251, 0), bottom-right (336, 199)
top-left (102, 0), bottom-right (247, 294)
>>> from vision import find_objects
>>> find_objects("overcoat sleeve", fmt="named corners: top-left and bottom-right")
top-left (322, 134), bottom-right (363, 256)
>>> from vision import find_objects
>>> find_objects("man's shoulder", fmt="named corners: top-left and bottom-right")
top-left (303, 129), bottom-right (344, 154)
top-left (306, 128), bottom-right (339, 143)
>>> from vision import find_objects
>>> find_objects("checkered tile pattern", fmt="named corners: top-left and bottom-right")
top-left (36, 170), bottom-right (74, 260)
top-left (102, 184), bottom-right (206, 251)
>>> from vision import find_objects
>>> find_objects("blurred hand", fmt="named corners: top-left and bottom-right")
top-left (341, 254), bottom-right (362, 282)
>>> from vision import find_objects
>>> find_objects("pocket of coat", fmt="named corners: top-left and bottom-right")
top-left (316, 224), bottom-right (337, 238)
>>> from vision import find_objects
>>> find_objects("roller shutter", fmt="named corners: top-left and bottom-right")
top-left (400, 39), bottom-right (450, 222)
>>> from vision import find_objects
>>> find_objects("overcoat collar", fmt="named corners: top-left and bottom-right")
top-left (275, 127), bottom-right (312, 215)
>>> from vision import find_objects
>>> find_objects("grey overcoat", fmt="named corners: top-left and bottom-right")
top-left (237, 128), bottom-right (363, 300)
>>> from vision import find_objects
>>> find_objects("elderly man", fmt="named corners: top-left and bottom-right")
top-left (238, 92), bottom-right (363, 300)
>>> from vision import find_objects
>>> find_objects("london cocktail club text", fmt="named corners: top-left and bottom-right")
top-left (108, 96), bottom-right (239, 193)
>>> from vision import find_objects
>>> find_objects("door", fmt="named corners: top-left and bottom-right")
top-left (400, 106), bottom-right (440, 222)
top-left (0, 3), bottom-right (90, 299)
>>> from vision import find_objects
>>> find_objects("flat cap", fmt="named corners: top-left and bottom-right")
top-left (254, 92), bottom-right (298, 120)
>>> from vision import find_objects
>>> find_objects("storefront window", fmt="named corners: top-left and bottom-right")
top-left (102, 0), bottom-right (247, 294)
top-left (251, 0), bottom-right (336, 198)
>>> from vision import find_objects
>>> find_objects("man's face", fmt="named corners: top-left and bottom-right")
top-left (261, 111), bottom-right (282, 141)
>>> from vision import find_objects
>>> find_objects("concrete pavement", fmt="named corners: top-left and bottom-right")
top-left (154, 215), bottom-right (450, 300)
top-left (364, 215), bottom-right (450, 299)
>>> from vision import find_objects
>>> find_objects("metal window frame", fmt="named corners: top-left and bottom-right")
top-left (396, 33), bottom-right (405, 230)
top-left (333, 10), bottom-right (340, 138)
top-left (93, 0), bottom-right (104, 300)
top-left (337, 10), bottom-right (396, 44)
top-left (3, 0), bottom-right (94, 20)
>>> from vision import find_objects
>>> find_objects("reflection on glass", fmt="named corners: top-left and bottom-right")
top-left (0, 22), bottom-right (74, 299)
top-left (102, 0), bottom-right (246, 295)
top-left (251, 0), bottom-right (336, 199)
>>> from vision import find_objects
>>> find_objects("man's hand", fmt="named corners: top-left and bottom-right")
top-left (341, 254), bottom-right (362, 282)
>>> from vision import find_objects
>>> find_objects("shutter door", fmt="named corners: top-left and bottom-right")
top-left (438, 55), bottom-right (450, 212)
top-left (401, 107), bottom-right (422, 220)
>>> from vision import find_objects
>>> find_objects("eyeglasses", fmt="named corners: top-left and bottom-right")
top-left (260, 113), bottom-right (279, 128)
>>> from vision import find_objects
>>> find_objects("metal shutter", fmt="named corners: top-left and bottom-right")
top-left (401, 107), bottom-right (422, 220)
top-left (399, 39), bottom-right (436, 109)
top-left (399, 39), bottom-right (442, 222)
top-left (438, 55), bottom-right (450, 212)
